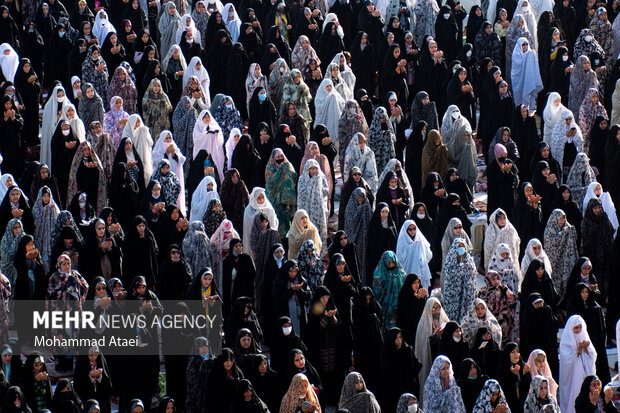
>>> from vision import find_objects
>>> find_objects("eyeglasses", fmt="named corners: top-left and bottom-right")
top-left (407, 227), bottom-right (416, 232)
top-left (96, 286), bottom-right (106, 291)
top-left (341, 236), bottom-right (348, 240)
top-left (454, 225), bottom-right (462, 229)
top-left (170, 251), bottom-right (181, 255)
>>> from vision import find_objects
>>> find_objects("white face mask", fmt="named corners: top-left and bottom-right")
top-left (562, 55), bottom-right (569, 61)
top-left (282, 326), bottom-right (292, 336)
top-left (416, 213), bottom-right (425, 219)
top-left (466, 50), bottom-right (472, 57)
top-left (79, 201), bottom-right (86, 208)
top-left (349, 107), bottom-right (356, 114)
top-left (62, 129), bottom-right (71, 136)
top-left (451, 111), bottom-right (459, 120)
top-left (186, 38), bottom-right (193, 43)
top-left (408, 403), bottom-right (418, 413)
top-left (453, 335), bottom-right (462, 342)
top-left (585, 35), bottom-right (593, 42)
top-left (279, 67), bottom-right (285, 73)
top-left (57, 95), bottom-right (65, 103)
top-left (443, 13), bottom-right (450, 18)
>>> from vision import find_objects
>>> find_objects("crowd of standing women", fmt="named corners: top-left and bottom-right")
top-left (0, 0), bottom-right (618, 411)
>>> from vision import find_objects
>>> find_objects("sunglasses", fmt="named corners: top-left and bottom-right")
top-left (170, 250), bottom-right (181, 255)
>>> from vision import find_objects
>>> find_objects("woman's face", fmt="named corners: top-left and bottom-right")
top-left (151, 183), bottom-right (161, 198)
top-left (411, 278), bottom-right (420, 292)
top-left (556, 214), bottom-right (566, 227)
top-left (524, 185), bottom-right (533, 197)
top-left (240, 335), bottom-right (252, 349)
top-left (536, 265), bottom-right (544, 278)
top-left (394, 332), bottom-right (403, 348)
top-left (594, 184), bottom-right (602, 196)
top-left (223, 358), bottom-right (233, 371)
top-left (9, 189), bottom-right (19, 204)
top-left (591, 92), bottom-right (599, 104)
top-left (42, 192), bottom-right (51, 205)
top-left (96, 222), bottom-right (105, 238)
top-left (60, 258), bottom-right (71, 272)
top-left (294, 353), bottom-right (305, 369)
top-left (429, 41), bottom-right (437, 54)
top-left (201, 272), bottom-right (213, 288)
top-left (417, 205), bottom-right (426, 216)
top-left (458, 70), bottom-right (467, 82)
top-left (539, 381), bottom-right (549, 399)
top-left (136, 222), bottom-right (146, 236)
top-left (299, 215), bottom-right (308, 227)
top-left (475, 302), bottom-right (486, 318)
top-left (357, 193), bottom-right (365, 204)
top-left (439, 362), bottom-right (450, 379)
top-left (336, 260), bottom-right (346, 273)
top-left (66, 106), bottom-right (75, 118)
top-left (468, 364), bottom-right (478, 378)
top-left (582, 263), bottom-right (592, 276)
top-left (509, 347), bottom-right (520, 363)
top-left (358, 136), bottom-right (366, 150)
top-left (452, 328), bottom-right (462, 339)
top-left (392, 47), bottom-right (400, 59)
top-left (581, 286), bottom-right (590, 301)
top-left (502, 129), bottom-right (510, 142)
top-left (593, 205), bottom-right (603, 215)
top-left (485, 24), bottom-right (493, 34)
top-left (380, 207), bottom-right (389, 220)
top-left (12, 223), bottom-right (21, 236)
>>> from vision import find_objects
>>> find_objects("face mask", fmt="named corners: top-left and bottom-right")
top-left (279, 67), bottom-right (285, 73)
top-left (186, 38), bottom-right (193, 43)
top-left (466, 50), bottom-right (472, 57)
top-left (226, 103), bottom-right (233, 109)
top-left (275, 158), bottom-right (284, 164)
top-left (200, 353), bottom-right (209, 359)
top-left (562, 55), bottom-right (569, 61)
top-left (258, 93), bottom-right (266, 102)
top-left (62, 129), bottom-right (71, 136)
top-left (232, 251), bottom-right (239, 257)
top-left (432, 313), bottom-right (440, 320)
top-left (349, 107), bottom-right (356, 114)
top-left (453, 335), bottom-right (462, 342)
top-left (57, 96), bottom-right (65, 103)
top-left (594, 59), bottom-right (600, 65)
top-left (79, 201), bottom-right (86, 208)
top-left (28, 29), bottom-right (34, 33)
top-left (585, 35), bottom-right (593, 42)
top-left (456, 246), bottom-right (466, 255)
top-left (206, 187), bottom-right (213, 192)
top-left (416, 213), bottom-right (425, 219)
top-left (408, 403), bottom-right (418, 413)
top-left (498, 156), bottom-right (507, 164)
top-left (59, 31), bottom-right (66, 37)
top-left (451, 111), bottom-right (459, 119)
top-left (282, 326), bottom-right (292, 335)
